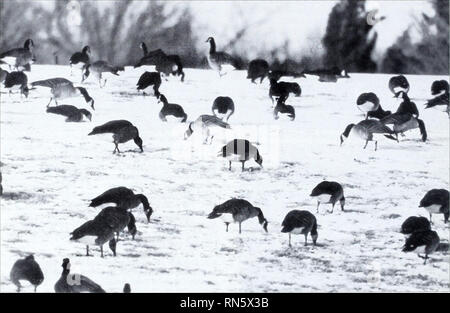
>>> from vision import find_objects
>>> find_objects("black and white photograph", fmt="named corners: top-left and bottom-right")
top-left (0, 0), bottom-right (448, 296)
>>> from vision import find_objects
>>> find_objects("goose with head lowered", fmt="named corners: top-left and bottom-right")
top-left (247, 59), bottom-right (269, 84)
top-left (0, 39), bottom-right (35, 70)
top-left (268, 74), bottom-right (301, 105)
top-left (205, 37), bottom-right (240, 77)
top-left (184, 115), bottom-right (230, 144)
top-left (136, 71), bottom-right (161, 97)
top-left (340, 119), bottom-right (398, 151)
top-left (207, 198), bottom-right (268, 234)
top-left (402, 230), bottom-right (439, 265)
top-left (89, 186), bottom-right (153, 223)
top-left (419, 189), bottom-right (449, 224)
top-left (400, 216), bottom-right (431, 238)
top-left (10, 255), bottom-right (44, 292)
top-left (82, 60), bottom-right (123, 87)
top-left (273, 96), bottom-right (295, 121)
top-left (219, 139), bottom-right (263, 171)
top-left (31, 77), bottom-right (94, 109)
top-left (281, 210), bottom-right (318, 247)
top-left (46, 105), bottom-right (92, 122)
top-left (310, 181), bottom-right (345, 214)
top-left (3, 71), bottom-right (30, 98)
top-left (54, 258), bottom-right (105, 293)
top-left (381, 113), bottom-right (427, 142)
top-left (88, 120), bottom-right (143, 153)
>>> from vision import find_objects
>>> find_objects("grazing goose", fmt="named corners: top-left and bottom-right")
top-left (402, 230), bottom-right (439, 264)
top-left (0, 68), bottom-right (8, 83)
top-left (0, 39), bottom-right (35, 70)
top-left (247, 59), bottom-right (269, 83)
top-left (310, 181), bottom-right (345, 214)
top-left (207, 199), bottom-right (268, 234)
top-left (340, 119), bottom-right (398, 151)
top-left (3, 71), bottom-right (29, 98)
top-left (82, 60), bottom-right (122, 87)
top-left (219, 139), bottom-right (263, 171)
top-left (184, 115), bottom-right (230, 144)
top-left (389, 75), bottom-right (410, 97)
top-left (367, 104), bottom-right (392, 120)
top-left (400, 216), bottom-right (431, 238)
top-left (419, 189), bottom-right (449, 224)
top-left (54, 258), bottom-right (105, 293)
top-left (381, 113), bottom-right (427, 142)
top-left (281, 210), bottom-right (318, 247)
top-left (31, 78), bottom-right (94, 109)
top-left (136, 71), bottom-right (161, 97)
top-left (205, 37), bottom-right (239, 76)
top-left (396, 91), bottom-right (419, 117)
top-left (89, 186), bottom-right (153, 222)
top-left (123, 283), bottom-right (131, 293)
top-left (273, 96), bottom-right (295, 121)
top-left (356, 92), bottom-right (380, 119)
top-left (88, 120), bottom-right (143, 153)
top-left (157, 94), bottom-right (187, 122)
top-left (425, 82), bottom-right (449, 115)
top-left (269, 78), bottom-right (301, 104)
top-left (69, 46), bottom-right (91, 75)
top-left (127, 212), bottom-right (137, 240)
top-left (212, 96), bottom-right (235, 121)
top-left (46, 105), bottom-right (92, 122)
top-left (70, 206), bottom-right (132, 257)
top-left (10, 255), bottom-right (44, 292)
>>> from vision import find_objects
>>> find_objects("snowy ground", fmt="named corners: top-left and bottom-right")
top-left (0, 65), bottom-right (449, 292)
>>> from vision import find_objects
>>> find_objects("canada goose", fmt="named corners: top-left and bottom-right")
top-left (88, 120), bottom-right (143, 153)
top-left (3, 71), bottom-right (29, 98)
top-left (123, 283), bottom-right (131, 293)
top-left (89, 186), bottom-right (153, 222)
top-left (46, 105), bottom-right (92, 122)
top-left (212, 96), bottom-right (235, 121)
top-left (247, 59), bottom-right (269, 83)
top-left (69, 46), bottom-right (91, 76)
top-left (419, 189), bottom-right (449, 224)
top-left (0, 39), bottom-right (35, 70)
top-left (10, 255), bottom-right (44, 292)
top-left (207, 199), bottom-right (268, 234)
top-left (396, 91), bottom-right (419, 117)
top-left (310, 181), bottom-right (345, 214)
top-left (54, 258), bottom-right (105, 293)
top-left (400, 216), bottom-right (431, 237)
top-left (340, 119), bottom-right (398, 151)
top-left (219, 139), bottom-right (263, 171)
top-left (273, 96), bottom-right (295, 121)
top-left (281, 210), bottom-right (318, 247)
top-left (70, 206), bottom-right (131, 257)
top-left (157, 94), bottom-right (187, 122)
top-left (356, 92), bottom-right (380, 119)
top-left (381, 113), bottom-right (427, 142)
top-left (136, 71), bottom-right (161, 97)
top-left (82, 60), bottom-right (122, 87)
top-left (389, 75), bottom-right (409, 97)
top-left (402, 230), bottom-right (439, 264)
top-left (205, 37), bottom-right (239, 76)
top-left (31, 78), bottom-right (95, 109)
top-left (184, 115), bottom-right (231, 144)
top-left (269, 78), bottom-right (301, 104)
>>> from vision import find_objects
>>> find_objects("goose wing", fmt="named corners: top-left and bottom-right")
top-left (31, 77), bottom-right (72, 88)
top-left (200, 115), bottom-right (230, 129)
top-left (88, 120), bottom-right (133, 135)
top-left (381, 113), bottom-right (413, 125)
top-left (211, 51), bottom-right (237, 67)
top-left (46, 105), bottom-right (79, 117)
top-left (359, 120), bottom-right (394, 134)
top-left (71, 274), bottom-right (105, 293)
top-left (89, 187), bottom-right (134, 207)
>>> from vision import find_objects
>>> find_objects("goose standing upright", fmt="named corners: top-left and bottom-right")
top-left (88, 120), bottom-right (143, 153)
top-left (269, 76), bottom-right (301, 104)
top-left (211, 96), bottom-right (235, 121)
top-left (82, 60), bottom-right (123, 87)
top-left (184, 115), bottom-right (231, 144)
top-left (419, 189), bottom-right (449, 224)
top-left (389, 75), bottom-right (410, 97)
top-left (340, 119), bottom-right (398, 151)
top-left (157, 94), bottom-right (188, 122)
top-left (400, 216), bottom-right (431, 237)
top-left (247, 59), bottom-right (269, 83)
top-left (0, 39), bottom-right (35, 70)
top-left (281, 210), bottom-right (318, 247)
top-left (219, 139), bottom-right (263, 171)
top-left (69, 45), bottom-right (91, 76)
top-left (205, 37), bottom-right (239, 76)
top-left (31, 77), bottom-right (95, 109)
top-left (54, 258), bottom-right (105, 293)
top-left (89, 186), bottom-right (153, 222)
top-left (136, 71), bottom-right (161, 97)
top-left (310, 181), bottom-right (345, 213)
top-left (46, 105), bottom-right (92, 122)
top-left (207, 199), bottom-right (268, 234)
top-left (381, 113), bottom-right (427, 142)
top-left (402, 230), bottom-right (440, 264)
top-left (3, 71), bottom-right (29, 98)
top-left (10, 255), bottom-right (44, 292)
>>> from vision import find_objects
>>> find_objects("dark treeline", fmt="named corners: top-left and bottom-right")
top-left (0, 0), bottom-right (448, 74)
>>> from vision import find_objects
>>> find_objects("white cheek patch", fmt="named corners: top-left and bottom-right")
top-left (72, 62), bottom-right (87, 69)
top-left (358, 101), bottom-right (377, 112)
top-left (213, 111), bottom-right (227, 119)
top-left (394, 86), bottom-right (407, 93)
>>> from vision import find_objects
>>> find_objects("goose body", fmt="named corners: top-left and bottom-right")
top-left (273, 96), bottom-right (295, 121)
top-left (212, 96), bottom-right (235, 121)
top-left (157, 94), bottom-right (187, 122)
top-left (3, 71), bottom-right (29, 97)
top-left (425, 91), bottom-right (449, 115)
top-left (356, 92), bottom-right (380, 118)
top-left (88, 120), bottom-right (143, 153)
top-left (69, 46), bottom-right (90, 71)
top-left (400, 216), bottom-right (431, 237)
top-left (389, 75), bottom-right (410, 97)
top-left (136, 71), bottom-right (161, 97)
top-left (31, 77), bottom-right (94, 109)
top-left (269, 78), bottom-right (301, 104)
top-left (0, 39), bottom-right (35, 69)
top-left (247, 59), bottom-right (269, 83)
top-left (136, 43), bottom-right (185, 81)
top-left (46, 105), bottom-right (92, 122)
top-left (89, 186), bottom-right (153, 222)
top-left (184, 114), bottom-right (230, 144)
top-left (82, 60), bottom-right (122, 87)
top-left (419, 189), bottom-right (449, 224)
top-left (340, 119), bottom-right (398, 150)
top-left (219, 139), bottom-right (263, 171)
top-left (207, 198), bottom-right (268, 233)
top-left (310, 181), bottom-right (345, 213)
top-left (381, 113), bottom-right (427, 142)
top-left (402, 230), bottom-right (439, 264)
top-left (10, 255), bottom-right (44, 292)
top-left (396, 92), bottom-right (419, 117)
top-left (55, 258), bottom-right (105, 293)
top-left (205, 37), bottom-right (238, 76)
top-left (304, 67), bottom-right (349, 82)
top-left (281, 210), bottom-right (318, 247)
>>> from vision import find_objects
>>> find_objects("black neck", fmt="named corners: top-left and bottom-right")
top-left (311, 220), bottom-right (318, 236)
top-left (77, 87), bottom-right (92, 103)
top-left (141, 42), bottom-right (148, 56)
top-left (209, 39), bottom-right (216, 54)
top-left (342, 124), bottom-right (354, 138)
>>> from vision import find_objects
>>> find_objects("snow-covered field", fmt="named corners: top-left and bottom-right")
top-left (0, 65), bottom-right (449, 292)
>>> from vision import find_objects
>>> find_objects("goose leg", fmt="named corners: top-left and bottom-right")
top-left (100, 245), bottom-right (104, 258)
top-left (34, 285), bottom-right (37, 292)
top-left (363, 140), bottom-right (369, 149)
top-left (225, 222), bottom-right (229, 232)
top-left (86, 245), bottom-right (90, 256)
top-left (239, 222), bottom-right (242, 234)
top-left (229, 161), bottom-right (232, 171)
top-left (423, 254), bottom-right (428, 265)
top-left (429, 213), bottom-right (433, 225)
top-left (329, 203), bottom-right (335, 214)
top-left (289, 233), bottom-right (292, 247)
top-left (316, 201), bottom-right (320, 213)
top-left (241, 161), bottom-right (245, 172)
top-left (304, 234), bottom-right (308, 246)
top-left (374, 141), bottom-right (378, 151)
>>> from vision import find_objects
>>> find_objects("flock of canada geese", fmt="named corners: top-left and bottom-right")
top-left (1, 37), bottom-right (449, 293)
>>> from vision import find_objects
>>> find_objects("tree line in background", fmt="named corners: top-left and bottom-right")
top-left (0, 0), bottom-right (448, 75)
